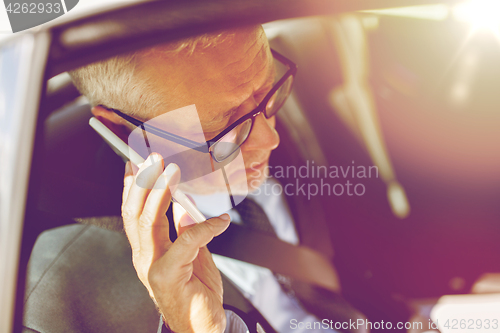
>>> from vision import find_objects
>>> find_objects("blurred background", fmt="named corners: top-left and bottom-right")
top-left (265, 1), bottom-right (500, 329)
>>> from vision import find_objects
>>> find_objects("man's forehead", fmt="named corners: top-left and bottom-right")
top-left (202, 45), bottom-right (274, 121)
top-left (137, 26), bottom-right (273, 130)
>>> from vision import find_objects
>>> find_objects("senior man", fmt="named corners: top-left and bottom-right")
top-left (69, 25), bottom-right (365, 333)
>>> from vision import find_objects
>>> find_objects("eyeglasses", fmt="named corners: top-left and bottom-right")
top-left (108, 49), bottom-right (297, 162)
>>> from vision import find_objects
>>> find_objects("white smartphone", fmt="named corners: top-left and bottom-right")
top-left (89, 117), bottom-right (206, 223)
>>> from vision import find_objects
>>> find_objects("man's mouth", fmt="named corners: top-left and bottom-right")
top-left (246, 160), bottom-right (267, 172)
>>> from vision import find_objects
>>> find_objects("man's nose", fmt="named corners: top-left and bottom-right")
top-left (242, 112), bottom-right (280, 152)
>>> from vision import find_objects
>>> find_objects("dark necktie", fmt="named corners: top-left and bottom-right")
top-left (233, 198), bottom-right (367, 333)
top-left (234, 198), bottom-right (277, 236)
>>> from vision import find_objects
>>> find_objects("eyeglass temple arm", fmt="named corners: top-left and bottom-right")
top-left (139, 122), bottom-right (209, 153)
top-left (109, 107), bottom-right (209, 153)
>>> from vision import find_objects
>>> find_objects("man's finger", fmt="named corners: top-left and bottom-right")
top-left (142, 163), bottom-right (180, 222)
top-left (122, 161), bottom-right (142, 209)
top-left (122, 153), bottom-right (163, 252)
top-left (122, 161), bottom-right (134, 205)
top-left (123, 153), bottom-right (163, 221)
top-left (138, 163), bottom-right (181, 260)
top-left (161, 215), bottom-right (231, 281)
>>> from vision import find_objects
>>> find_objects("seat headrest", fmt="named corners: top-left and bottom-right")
top-left (38, 102), bottom-right (124, 219)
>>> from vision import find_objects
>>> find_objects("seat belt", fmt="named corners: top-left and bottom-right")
top-left (207, 223), bottom-right (341, 293)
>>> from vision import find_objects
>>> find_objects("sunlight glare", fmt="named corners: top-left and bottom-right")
top-left (453, 0), bottom-right (500, 33)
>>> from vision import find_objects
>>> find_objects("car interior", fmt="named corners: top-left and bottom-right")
top-left (13, 1), bottom-right (500, 332)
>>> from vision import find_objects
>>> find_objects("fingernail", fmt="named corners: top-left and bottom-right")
top-left (136, 154), bottom-right (163, 189)
top-left (142, 153), bottom-right (162, 172)
top-left (163, 163), bottom-right (180, 182)
top-left (143, 154), bottom-right (155, 168)
top-left (219, 214), bottom-right (231, 221)
top-left (152, 153), bottom-right (162, 164)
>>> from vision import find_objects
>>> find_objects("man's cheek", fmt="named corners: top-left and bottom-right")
top-left (263, 163), bottom-right (271, 178)
top-left (248, 161), bottom-right (264, 179)
top-left (268, 117), bottom-right (280, 150)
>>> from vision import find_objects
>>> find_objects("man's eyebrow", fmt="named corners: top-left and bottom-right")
top-left (222, 106), bottom-right (239, 119)
top-left (263, 59), bottom-right (277, 89)
top-left (262, 69), bottom-right (276, 90)
top-left (203, 105), bottom-right (238, 126)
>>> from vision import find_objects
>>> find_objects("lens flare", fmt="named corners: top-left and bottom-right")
top-left (453, 0), bottom-right (500, 34)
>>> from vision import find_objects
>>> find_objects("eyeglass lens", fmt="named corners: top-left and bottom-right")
top-left (265, 75), bottom-right (294, 118)
top-left (212, 61), bottom-right (294, 162)
top-left (212, 118), bottom-right (253, 161)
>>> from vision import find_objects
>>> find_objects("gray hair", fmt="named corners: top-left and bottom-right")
top-left (69, 31), bottom-right (232, 117)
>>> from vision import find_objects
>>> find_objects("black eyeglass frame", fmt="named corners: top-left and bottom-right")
top-left (106, 49), bottom-right (297, 162)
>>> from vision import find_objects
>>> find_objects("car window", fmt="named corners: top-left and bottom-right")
top-left (0, 35), bottom-right (36, 333)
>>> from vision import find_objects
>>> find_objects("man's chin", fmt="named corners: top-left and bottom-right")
top-left (220, 160), bottom-right (268, 195)
top-left (246, 162), bottom-right (269, 193)
top-left (247, 176), bottom-right (265, 193)
top-left (223, 175), bottom-right (265, 196)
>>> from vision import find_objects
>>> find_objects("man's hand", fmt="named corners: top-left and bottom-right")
top-left (122, 153), bottom-right (230, 333)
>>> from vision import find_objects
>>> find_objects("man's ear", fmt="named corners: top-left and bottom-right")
top-left (91, 105), bottom-right (131, 142)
